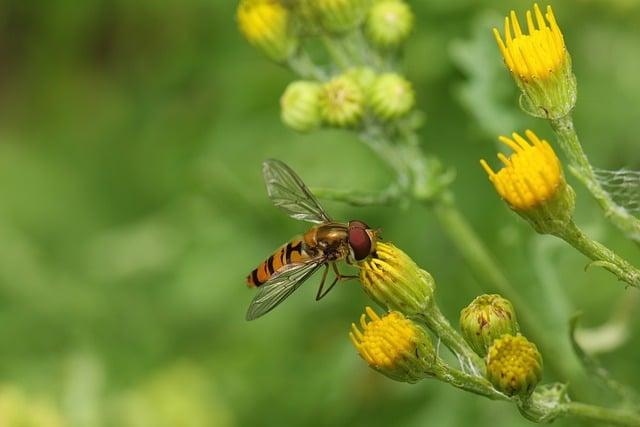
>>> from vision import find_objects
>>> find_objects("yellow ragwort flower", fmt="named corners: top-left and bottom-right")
top-left (494, 4), bottom-right (565, 82)
top-left (359, 242), bottom-right (435, 315)
top-left (493, 4), bottom-right (576, 118)
top-left (486, 334), bottom-right (542, 397)
top-left (480, 130), bottom-right (561, 211)
top-left (481, 130), bottom-right (575, 234)
top-left (350, 307), bottom-right (436, 382)
top-left (237, 0), bottom-right (297, 61)
top-left (350, 307), bottom-right (416, 368)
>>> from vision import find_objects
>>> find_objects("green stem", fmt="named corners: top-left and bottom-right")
top-left (321, 36), bottom-right (353, 70)
top-left (416, 305), bottom-right (485, 376)
top-left (555, 221), bottom-right (640, 288)
top-left (286, 51), bottom-right (327, 81)
top-left (563, 402), bottom-right (640, 427)
top-left (550, 115), bottom-right (640, 243)
top-left (439, 365), bottom-right (508, 400)
top-left (430, 194), bottom-right (582, 382)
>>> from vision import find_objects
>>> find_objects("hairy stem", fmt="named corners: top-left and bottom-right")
top-left (550, 115), bottom-right (640, 243)
top-left (556, 220), bottom-right (640, 288)
top-left (563, 402), bottom-right (640, 427)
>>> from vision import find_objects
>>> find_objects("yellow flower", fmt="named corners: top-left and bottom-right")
top-left (359, 242), bottom-right (434, 315)
top-left (481, 130), bottom-right (575, 233)
top-left (481, 130), bottom-right (560, 211)
top-left (237, 0), bottom-right (297, 61)
top-left (350, 307), bottom-right (436, 382)
top-left (486, 334), bottom-right (542, 397)
top-left (493, 4), bottom-right (576, 119)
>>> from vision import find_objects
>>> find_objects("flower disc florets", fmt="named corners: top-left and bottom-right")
top-left (318, 74), bottom-right (365, 127)
top-left (350, 307), bottom-right (436, 382)
top-left (486, 334), bottom-right (542, 397)
top-left (237, 0), bottom-right (298, 61)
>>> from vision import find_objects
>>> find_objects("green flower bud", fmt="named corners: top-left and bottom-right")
top-left (237, 0), bottom-right (298, 62)
top-left (280, 81), bottom-right (322, 132)
top-left (369, 73), bottom-right (415, 120)
top-left (365, 0), bottom-right (414, 49)
top-left (344, 66), bottom-right (377, 95)
top-left (486, 334), bottom-right (543, 398)
top-left (358, 242), bottom-right (435, 316)
top-left (350, 307), bottom-right (440, 383)
top-left (460, 294), bottom-right (519, 357)
top-left (318, 74), bottom-right (365, 127)
top-left (312, 0), bottom-right (370, 34)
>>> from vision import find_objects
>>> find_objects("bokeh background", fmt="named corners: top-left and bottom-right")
top-left (0, 0), bottom-right (639, 425)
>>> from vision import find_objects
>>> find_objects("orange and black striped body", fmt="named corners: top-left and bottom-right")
top-left (246, 237), bottom-right (310, 287)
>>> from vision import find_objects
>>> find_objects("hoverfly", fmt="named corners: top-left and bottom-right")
top-left (245, 159), bottom-right (379, 320)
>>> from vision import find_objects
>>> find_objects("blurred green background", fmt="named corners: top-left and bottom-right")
top-left (0, 0), bottom-right (639, 425)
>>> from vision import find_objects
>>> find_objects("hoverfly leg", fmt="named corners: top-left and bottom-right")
top-left (315, 264), bottom-right (331, 301)
top-left (332, 262), bottom-right (358, 280)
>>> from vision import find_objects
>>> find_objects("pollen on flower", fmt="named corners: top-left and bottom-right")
top-left (493, 4), bottom-right (566, 82)
top-left (349, 307), bottom-right (417, 368)
top-left (480, 130), bottom-right (562, 211)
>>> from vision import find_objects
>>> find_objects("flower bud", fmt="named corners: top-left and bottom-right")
top-left (493, 4), bottom-right (576, 119)
top-left (365, 0), bottom-right (414, 49)
top-left (311, 0), bottom-right (370, 34)
top-left (350, 307), bottom-right (437, 383)
top-left (486, 334), bottom-right (542, 397)
top-left (369, 73), bottom-right (415, 120)
top-left (460, 294), bottom-right (519, 357)
top-left (358, 242), bottom-right (435, 315)
top-left (318, 74), bottom-right (365, 127)
top-left (480, 129), bottom-right (575, 235)
top-left (280, 80), bottom-right (322, 132)
top-left (237, 0), bottom-right (298, 62)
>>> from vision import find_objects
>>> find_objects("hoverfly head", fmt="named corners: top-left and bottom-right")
top-left (348, 220), bottom-right (379, 261)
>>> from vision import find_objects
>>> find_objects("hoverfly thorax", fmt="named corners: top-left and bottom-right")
top-left (348, 220), bottom-right (377, 261)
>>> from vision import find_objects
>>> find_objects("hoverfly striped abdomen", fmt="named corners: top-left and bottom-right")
top-left (246, 238), bottom-right (308, 287)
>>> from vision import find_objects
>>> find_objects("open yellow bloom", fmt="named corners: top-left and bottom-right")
top-left (486, 334), bottom-right (542, 397)
top-left (493, 4), bottom-right (576, 118)
top-left (481, 130), bottom-right (575, 234)
top-left (481, 130), bottom-right (561, 211)
top-left (494, 4), bottom-right (565, 82)
top-left (237, 0), bottom-right (297, 61)
top-left (350, 307), bottom-right (416, 368)
top-left (350, 307), bottom-right (436, 382)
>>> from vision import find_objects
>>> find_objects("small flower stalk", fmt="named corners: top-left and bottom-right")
top-left (486, 334), bottom-right (543, 398)
top-left (280, 81), bottom-right (322, 132)
top-left (358, 242), bottom-right (435, 315)
top-left (480, 130), bottom-right (575, 235)
top-left (369, 73), bottom-right (415, 121)
top-left (365, 0), bottom-right (414, 49)
top-left (494, 4), bottom-right (576, 119)
top-left (236, 0), bottom-right (298, 62)
top-left (460, 294), bottom-right (520, 357)
top-left (319, 74), bottom-right (366, 127)
top-left (350, 307), bottom-right (438, 382)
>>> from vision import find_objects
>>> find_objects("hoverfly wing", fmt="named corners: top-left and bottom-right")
top-left (245, 257), bottom-right (325, 320)
top-left (263, 159), bottom-right (332, 224)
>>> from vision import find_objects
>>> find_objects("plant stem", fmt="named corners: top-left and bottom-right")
top-left (286, 51), bottom-right (327, 81)
top-left (321, 36), bottom-right (353, 70)
top-left (556, 220), bottom-right (640, 288)
top-left (550, 115), bottom-right (640, 243)
top-left (439, 365), bottom-right (508, 400)
top-left (416, 305), bottom-right (485, 376)
top-left (563, 402), bottom-right (640, 427)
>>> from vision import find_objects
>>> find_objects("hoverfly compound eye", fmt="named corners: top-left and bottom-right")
top-left (348, 221), bottom-right (372, 261)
